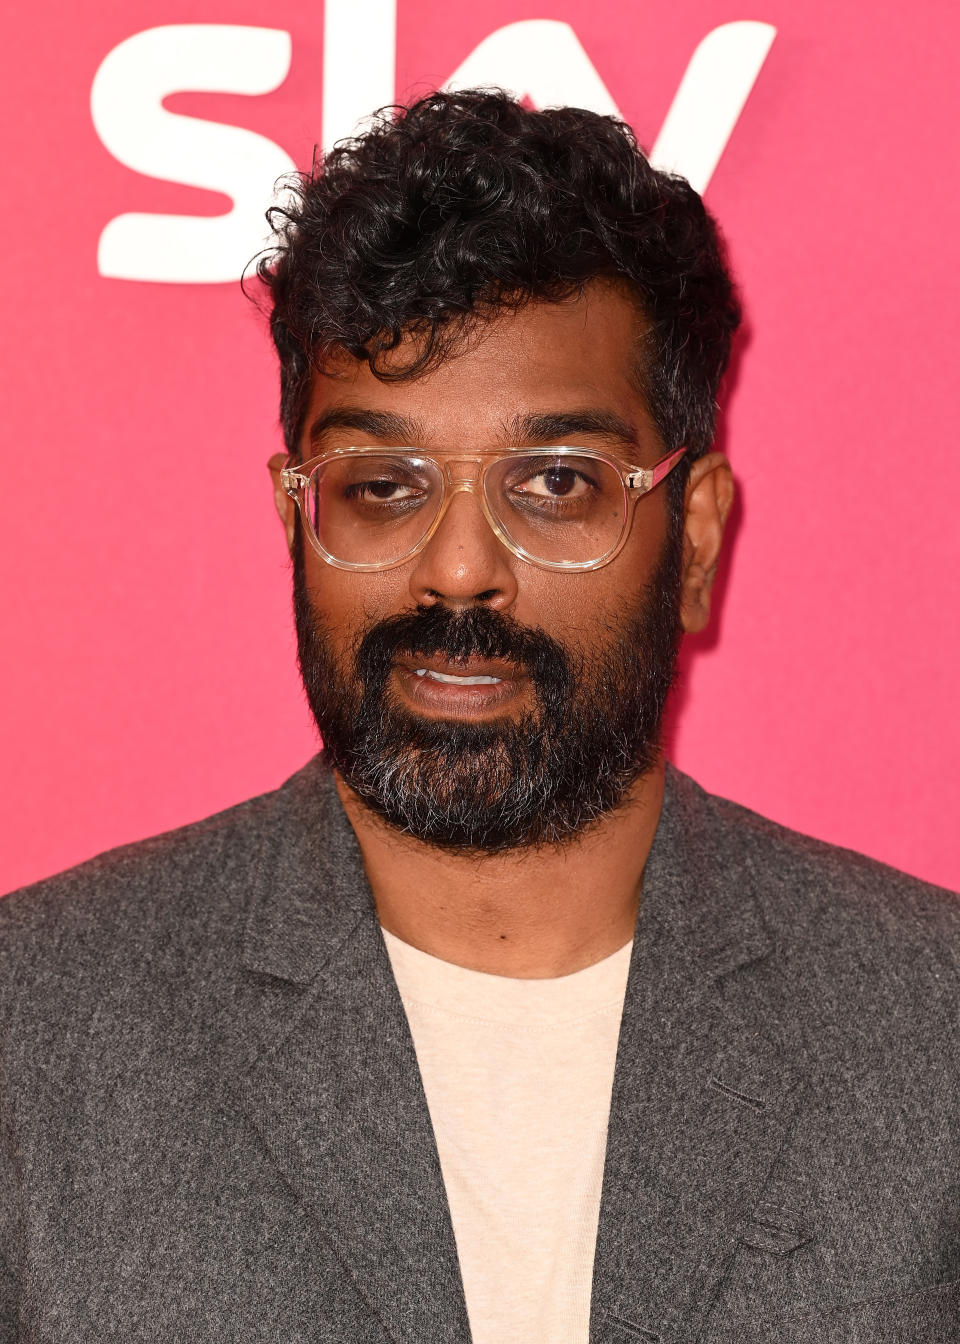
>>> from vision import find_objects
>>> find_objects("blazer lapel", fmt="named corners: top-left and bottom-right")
top-left (591, 768), bottom-right (807, 1344)
top-left (226, 756), bottom-right (470, 1344)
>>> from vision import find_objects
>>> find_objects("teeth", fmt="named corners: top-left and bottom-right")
top-left (413, 669), bottom-right (502, 685)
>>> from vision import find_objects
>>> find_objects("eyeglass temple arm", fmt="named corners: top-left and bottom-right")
top-left (625, 446), bottom-right (687, 494)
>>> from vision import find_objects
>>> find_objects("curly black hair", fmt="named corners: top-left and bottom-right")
top-left (256, 88), bottom-right (741, 479)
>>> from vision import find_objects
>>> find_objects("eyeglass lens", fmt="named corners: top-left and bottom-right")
top-left (306, 452), bottom-right (629, 567)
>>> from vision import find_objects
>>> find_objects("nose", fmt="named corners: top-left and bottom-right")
top-left (407, 485), bottom-right (519, 611)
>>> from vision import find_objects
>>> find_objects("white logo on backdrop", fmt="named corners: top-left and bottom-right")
top-left (90, 9), bottom-right (775, 284)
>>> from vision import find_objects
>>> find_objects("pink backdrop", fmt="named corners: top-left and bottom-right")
top-left (2, 0), bottom-right (958, 896)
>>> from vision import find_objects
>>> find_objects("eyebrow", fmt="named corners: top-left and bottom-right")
top-left (503, 409), bottom-right (639, 448)
top-left (307, 407), bottom-right (426, 446)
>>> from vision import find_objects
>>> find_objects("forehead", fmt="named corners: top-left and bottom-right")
top-left (301, 282), bottom-right (659, 448)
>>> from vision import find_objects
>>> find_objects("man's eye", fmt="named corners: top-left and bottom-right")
top-left (514, 467), bottom-right (592, 499)
top-left (345, 479), bottom-right (422, 502)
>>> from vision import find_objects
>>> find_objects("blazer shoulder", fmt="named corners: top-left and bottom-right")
top-left (0, 769), bottom-right (303, 1007)
top-left (682, 771), bottom-right (960, 968)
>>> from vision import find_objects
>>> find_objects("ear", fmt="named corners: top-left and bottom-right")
top-left (679, 452), bottom-right (735, 634)
top-left (267, 452), bottom-right (297, 553)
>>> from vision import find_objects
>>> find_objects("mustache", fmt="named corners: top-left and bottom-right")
top-left (353, 603), bottom-right (574, 693)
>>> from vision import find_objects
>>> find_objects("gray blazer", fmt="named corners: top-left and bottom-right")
top-left (1, 756), bottom-right (958, 1343)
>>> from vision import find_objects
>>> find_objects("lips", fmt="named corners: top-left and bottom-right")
top-left (399, 655), bottom-right (521, 684)
top-left (394, 655), bottom-right (525, 717)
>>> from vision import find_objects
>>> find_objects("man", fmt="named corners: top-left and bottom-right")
top-left (1, 89), bottom-right (957, 1344)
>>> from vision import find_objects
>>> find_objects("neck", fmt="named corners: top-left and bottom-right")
top-left (334, 761), bottom-right (666, 979)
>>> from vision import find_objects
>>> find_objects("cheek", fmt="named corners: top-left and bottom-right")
top-left (624, 490), bottom-right (672, 565)
top-left (510, 571), bottom-right (624, 649)
top-left (301, 549), bottom-right (408, 633)
top-left (513, 502), bottom-right (669, 641)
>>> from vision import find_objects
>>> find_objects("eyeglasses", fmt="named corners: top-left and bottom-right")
top-left (281, 444), bottom-right (687, 573)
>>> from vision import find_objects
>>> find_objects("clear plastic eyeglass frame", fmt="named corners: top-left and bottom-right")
top-left (280, 443), bottom-right (687, 573)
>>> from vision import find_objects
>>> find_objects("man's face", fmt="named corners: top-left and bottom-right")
top-left (283, 283), bottom-right (689, 852)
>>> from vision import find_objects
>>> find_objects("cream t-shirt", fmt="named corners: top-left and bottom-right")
top-left (382, 928), bottom-right (632, 1344)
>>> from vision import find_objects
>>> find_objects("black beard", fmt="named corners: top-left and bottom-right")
top-left (293, 531), bottom-right (683, 854)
